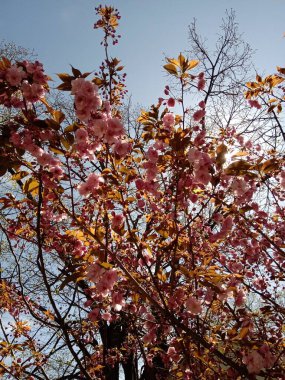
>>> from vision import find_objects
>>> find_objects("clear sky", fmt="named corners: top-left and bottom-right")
top-left (0, 0), bottom-right (284, 105)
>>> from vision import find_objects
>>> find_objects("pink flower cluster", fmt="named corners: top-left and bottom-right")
top-left (5, 65), bottom-right (26, 86)
top-left (9, 130), bottom-right (63, 185)
top-left (162, 112), bottom-right (175, 130)
top-left (248, 99), bottom-right (261, 109)
top-left (86, 263), bottom-right (118, 297)
top-left (197, 72), bottom-right (206, 91)
top-left (77, 173), bottom-right (104, 197)
top-left (188, 147), bottom-right (212, 185)
top-left (243, 345), bottom-right (275, 374)
top-left (71, 78), bottom-right (102, 122)
top-left (231, 177), bottom-right (255, 204)
top-left (185, 296), bottom-right (202, 315)
top-left (193, 100), bottom-right (206, 122)
top-left (0, 59), bottom-right (48, 107)
top-left (210, 215), bottom-right (233, 242)
top-left (279, 170), bottom-right (285, 189)
top-left (111, 213), bottom-right (125, 230)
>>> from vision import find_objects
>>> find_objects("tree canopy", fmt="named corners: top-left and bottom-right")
top-left (0, 5), bottom-right (284, 380)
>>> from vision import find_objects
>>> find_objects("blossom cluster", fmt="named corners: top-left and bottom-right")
top-left (0, 59), bottom-right (48, 107)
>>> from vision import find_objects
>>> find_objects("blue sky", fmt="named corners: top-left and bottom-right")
top-left (0, 0), bottom-right (284, 105)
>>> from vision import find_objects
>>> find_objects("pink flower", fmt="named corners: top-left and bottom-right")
top-left (198, 78), bottom-right (206, 91)
top-left (49, 165), bottom-right (64, 179)
top-left (167, 347), bottom-right (180, 362)
top-left (37, 152), bottom-right (54, 166)
top-left (248, 99), bottom-right (261, 109)
top-left (167, 98), bottom-right (175, 107)
top-left (71, 78), bottom-right (97, 96)
top-left (162, 112), bottom-right (175, 128)
top-left (259, 345), bottom-right (276, 369)
top-left (188, 148), bottom-right (201, 163)
top-left (114, 140), bottom-right (132, 157)
top-left (279, 170), bottom-right (285, 189)
top-left (194, 165), bottom-right (211, 185)
top-left (101, 312), bottom-right (112, 321)
top-left (111, 214), bottom-right (125, 230)
top-left (78, 173), bottom-right (104, 197)
top-left (88, 308), bottom-right (100, 322)
top-left (6, 65), bottom-right (26, 86)
top-left (75, 128), bottom-right (88, 143)
top-left (146, 147), bottom-right (159, 163)
top-left (21, 82), bottom-right (45, 102)
top-left (185, 296), bottom-right (202, 315)
top-left (91, 119), bottom-right (107, 138)
top-left (243, 351), bottom-right (264, 374)
top-left (71, 78), bottom-right (102, 122)
top-left (104, 269), bottom-right (118, 284)
top-left (108, 118), bottom-right (124, 135)
top-left (135, 179), bottom-right (145, 191)
top-left (221, 215), bottom-right (233, 232)
top-left (10, 132), bottom-right (21, 146)
top-left (193, 109), bottom-right (205, 122)
top-left (235, 289), bottom-right (246, 307)
top-left (112, 292), bottom-right (125, 311)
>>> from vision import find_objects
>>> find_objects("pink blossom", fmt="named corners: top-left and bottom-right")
top-left (111, 214), bottom-right (125, 230)
top-left (143, 161), bottom-right (158, 181)
top-left (146, 147), bottom-right (159, 163)
top-left (193, 109), bottom-right (205, 122)
top-left (86, 263), bottom-right (105, 283)
top-left (102, 269), bottom-right (118, 286)
top-left (259, 345), bottom-right (276, 368)
top-left (71, 78), bottom-right (102, 121)
top-left (198, 78), bottom-right (206, 91)
top-left (137, 199), bottom-right (145, 208)
top-left (248, 99), bottom-right (261, 109)
top-left (112, 292), bottom-right (125, 311)
top-left (188, 148), bottom-right (201, 162)
top-left (26, 144), bottom-right (44, 157)
top-left (114, 140), bottom-right (132, 157)
top-left (235, 288), bottom-right (247, 307)
top-left (78, 173), bottom-right (104, 197)
top-left (49, 165), bottom-right (64, 179)
top-left (37, 152), bottom-right (54, 166)
top-left (243, 351), bottom-right (264, 374)
top-left (91, 119), bottom-right (106, 138)
top-left (185, 296), bottom-right (202, 315)
top-left (194, 165), bottom-right (211, 185)
top-left (135, 179), bottom-right (145, 191)
top-left (6, 65), bottom-right (26, 86)
top-left (167, 347), bottom-right (180, 362)
top-left (21, 82), bottom-right (45, 102)
top-left (71, 78), bottom-right (97, 96)
top-left (75, 128), bottom-right (88, 143)
top-left (221, 215), bottom-right (233, 232)
top-left (101, 312), bottom-right (112, 321)
top-left (167, 98), bottom-right (175, 107)
top-left (279, 170), bottom-right (285, 189)
top-left (162, 112), bottom-right (175, 128)
top-left (107, 118), bottom-right (125, 136)
top-left (88, 308), bottom-right (100, 322)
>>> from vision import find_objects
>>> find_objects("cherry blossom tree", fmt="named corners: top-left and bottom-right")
top-left (0, 5), bottom-right (284, 380)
